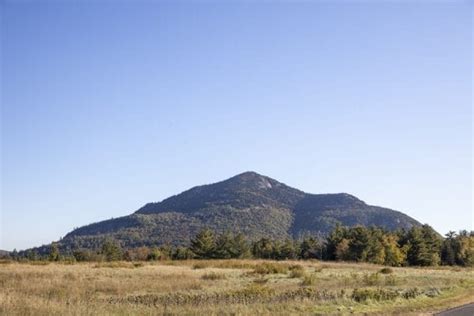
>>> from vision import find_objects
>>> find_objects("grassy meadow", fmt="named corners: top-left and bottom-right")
top-left (0, 259), bottom-right (473, 315)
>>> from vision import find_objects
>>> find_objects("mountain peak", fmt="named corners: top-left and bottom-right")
top-left (64, 172), bottom-right (422, 248)
top-left (228, 171), bottom-right (275, 189)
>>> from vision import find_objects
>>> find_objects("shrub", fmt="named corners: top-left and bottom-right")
top-left (289, 265), bottom-right (306, 278)
top-left (352, 288), bottom-right (398, 302)
top-left (379, 267), bottom-right (394, 274)
top-left (253, 262), bottom-right (289, 275)
top-left (147, 248), bottom-right (161, 261)
top-left (402, 287), bottom-right (421, 299)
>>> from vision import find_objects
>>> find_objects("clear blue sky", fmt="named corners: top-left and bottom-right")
top-left (1, 1), bottom-right (472, 251)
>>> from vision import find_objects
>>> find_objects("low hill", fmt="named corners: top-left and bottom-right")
top-left (58, 172), bottom-right (421, 250)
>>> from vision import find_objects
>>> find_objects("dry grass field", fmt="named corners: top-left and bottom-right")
top-left (0, 259), bottom-right (473, 315)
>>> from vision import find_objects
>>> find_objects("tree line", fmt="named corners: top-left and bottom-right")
top-left (4, 225), bottom-right (473, 267)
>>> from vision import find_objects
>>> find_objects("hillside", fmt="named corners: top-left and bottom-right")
top-left (57, 172), bottom-right (421, 250)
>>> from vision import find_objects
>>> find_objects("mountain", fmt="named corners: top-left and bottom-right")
top-left (59, 172), bottom-right (422, 250)
top-left (0, 250), bottom-right (10, 257)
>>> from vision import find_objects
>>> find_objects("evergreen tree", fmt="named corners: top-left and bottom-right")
top-left (214, 232), bottom-right (235, 259)
top-left (190, 228), bottom-right (216, 259)
top-left (277, 239), bottom-right (298, 260)
top-left (300, 237), bottom-right (321, 259)
top-left (325, 224), bottom-right (346, 260)
top-left (173, 247), bottom-right (194, 260)
top-left (252, 238), bottom-right (274, 259)
top-left (26, 249), bottom-right (39, 261)
top-left (232, 233), bottom-right (251, 258)
top-left (49, 242), bottom-right (60, 261)
top-left (101, 239), bottom-right (123, 261)
top-left (406, 225), bottom-right (441, 266)
top-left (348, 226), bottom-right (371, 262)
top-left (441, 231), bottom-right (457, 266)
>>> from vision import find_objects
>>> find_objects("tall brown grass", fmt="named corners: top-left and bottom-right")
top-left (0, 259), bottom-right (472, 315)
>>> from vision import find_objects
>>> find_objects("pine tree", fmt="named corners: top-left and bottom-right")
top-left (406, 225), bottom-right (440, 266)
top-left (348, 226), bottom-right (370, 262)
top-left (300, 237), bottom-right (321, 259)
top-left (252, 238), bottom-right (274, 259)
top-left (49, 242), bottom-right (60, 261)
top-left (233, 233), bottom-right (251, 258)
top-left (101, 239), bottom-right (123, 261)
top-left (441, 231), bottom-right (457, 266)
top-left (325, 224), bottom-right (346, 260)
top-left (190, 228), bottom-right (216, 259)
top-left (214, 232), bottom-right (235, 259)
top-left (278, 239), bottom-right (298, 260)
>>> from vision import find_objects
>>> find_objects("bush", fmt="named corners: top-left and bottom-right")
top-left (289, 265), bottom-right (306, 278)
top-left (379, 267), bottom-right (393, 274)
top-left (253, 262), bottom-right (289, 275)
top-left (352, 288), bottom-right (398, 302)
top-left (147, 248), bottom-right (161, 261)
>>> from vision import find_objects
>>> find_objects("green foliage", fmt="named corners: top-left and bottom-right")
top-left (325, 226), bottom-right (407, 266)
top-left (58, 173), bottom-right (421, 252)
top-left (300, 237), bottom-right (322, 259)
top-left (173, 247), bottom-right (195, 260)
top-left (16, 217), bottom-right (473, 269)
top-left (101, 239), bottom-right (123, 261)
top-left (441, 230), bottom-right (474, 267)
top-left (190, 229), bottom-right (216, 259)
top-left (146, 248), bottom-right (161, 261)
top-left (214, 232), bottom-right (251, 259)
top-left (352, 288), bottom-right (399, 302)
top-left (405, 225), bottom-right (441, 266)
top-left (48, 243), bottom-right (60, 261)
top-left (252, 238), bottom-right (275, 259)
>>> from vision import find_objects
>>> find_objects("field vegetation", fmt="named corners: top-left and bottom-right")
top-left (12, 226), bottom-right (474, 268)
top-left (0, 259), bottom-right (472, 315)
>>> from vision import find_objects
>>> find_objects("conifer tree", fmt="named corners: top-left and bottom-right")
top-left (190, 228), bottom-right (216, 259)
top-left (49, 242), bottom-right (60, 261)
top-left (101, 239), bottom-right (123, 261)
top-left (300, 237), bottom-right (321, 259)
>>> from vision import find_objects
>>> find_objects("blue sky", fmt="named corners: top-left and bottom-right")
top-left (1, 1), bottom-right (472, 251)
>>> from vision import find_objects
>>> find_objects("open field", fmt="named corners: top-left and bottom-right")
top-left (0, 259), bottom-right (473, 315)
